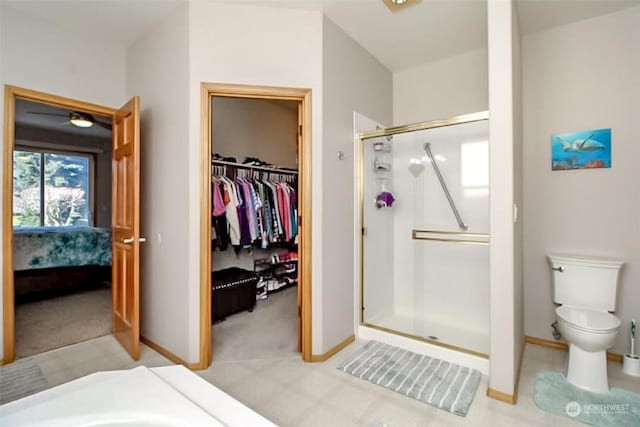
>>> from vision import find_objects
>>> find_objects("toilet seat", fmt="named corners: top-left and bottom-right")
top-left (556, 305), bottom-right (620, 334)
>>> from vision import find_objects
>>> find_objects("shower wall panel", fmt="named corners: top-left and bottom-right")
top-left (361, 136), bottom-right (394, 322)
top-left (392, 122), bottom-right (489, 331)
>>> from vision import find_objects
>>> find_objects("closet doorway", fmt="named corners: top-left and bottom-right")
top-left (199, 83), bottom-right (312, 365)
top-left (2, 86), bottom-right (143, 364)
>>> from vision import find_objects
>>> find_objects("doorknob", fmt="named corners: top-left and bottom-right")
top-left (122, 237), bottom-right (146, 244)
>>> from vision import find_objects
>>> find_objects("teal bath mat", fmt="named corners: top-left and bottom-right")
top-left (534, 370), bottom-right (640, 427)
top-left (338, 340), bottom-right (481, 416)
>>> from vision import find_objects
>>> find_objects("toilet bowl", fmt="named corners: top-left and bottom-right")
top-left (555, 305), bottom-right (620, 393)
top-left (548, 254), bottom-right (624, 393)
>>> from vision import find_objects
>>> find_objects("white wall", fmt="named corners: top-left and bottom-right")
top-left (511, 0), bottom-right (524, 388)
top-left (188, 2), bottom-right (325, 355)
top-left (393, 48), bottom-right (488, 125)
top-left (322, 16), bottom-right (392, 351)
top-left (0, 4), bottom-right (127, 361)
top-left (522, 6), bottom-right (640, 356)
top-left (488, 0), bottom-right (519, 397)
top-left (126, 3), bottom-right (192, 361)
top-left (0, 6), bottom-right (126, 107)
top-left (212, 97), bottom-right (298, 168)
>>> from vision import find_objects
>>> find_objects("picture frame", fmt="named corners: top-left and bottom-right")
top-left (551, 128), bottom-right (611, 171)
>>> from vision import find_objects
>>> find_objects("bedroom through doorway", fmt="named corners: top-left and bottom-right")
top-left (11, 98), bottom-right (113, 359)
top-left (3, 85), bottom-right (143, 365)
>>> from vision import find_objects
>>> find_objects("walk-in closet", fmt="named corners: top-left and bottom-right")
top-left (209, 95), bottom-right (301, 361)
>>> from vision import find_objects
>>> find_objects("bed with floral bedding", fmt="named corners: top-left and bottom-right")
top-left (13, 227), bottom-right (112, 302)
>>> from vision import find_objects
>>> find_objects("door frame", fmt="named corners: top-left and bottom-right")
top-left (2, 85), bottom-right (117, 364)
top-left (199, 82), bottom-right (312, 366)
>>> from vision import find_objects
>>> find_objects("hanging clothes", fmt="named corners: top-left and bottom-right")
top-left (212, 179), bottom-right (229, 250)
top-left (220, 176), bottom-right (241, 246)
top-left (212, 162), bottom-right (298, 251)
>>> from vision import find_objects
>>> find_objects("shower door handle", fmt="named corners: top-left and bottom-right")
top-left (552, 266), bottom-right (565, 272)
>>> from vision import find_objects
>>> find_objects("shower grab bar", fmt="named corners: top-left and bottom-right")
top-left (412, 229), bottom-right (489, 246)
top-left (423, 143), bottom-right (468, 231)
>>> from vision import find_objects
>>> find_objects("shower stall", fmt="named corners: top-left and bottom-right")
top-left (359, 112), bottom-right (490, 358)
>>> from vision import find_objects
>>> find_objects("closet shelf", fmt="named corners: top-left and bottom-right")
top-left (254, 256), bottom-right (298, 294)
top-left (212, 159), bottom-right (298, 175)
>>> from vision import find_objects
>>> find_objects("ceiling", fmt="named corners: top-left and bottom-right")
top-left (5, 0), bottom-right (639, 134)
top-left (233, 0), bottom-right (640, 71)
top-left (3, 0), bottom-right (638, 72)
top-left (15, 99), bottom-right (113, 139)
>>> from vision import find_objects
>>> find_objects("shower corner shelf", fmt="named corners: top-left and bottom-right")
top-left (373, 141), bottom-right (392, 153)
top-left (374, 160), bottom-right (391, 172)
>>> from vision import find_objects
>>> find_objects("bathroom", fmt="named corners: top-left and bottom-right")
top-left (0, 0), bottom-right (638, 413)
top-left (354, 2), bottom-right (640, 401)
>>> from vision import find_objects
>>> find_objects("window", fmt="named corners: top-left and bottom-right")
top-left (461, 141), bottom-right (489, 197)
top-left (13, 150), bottom-right (92, 228)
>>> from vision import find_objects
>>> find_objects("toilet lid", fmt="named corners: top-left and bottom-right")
top-left (556, 306), bottom-right (621, 333)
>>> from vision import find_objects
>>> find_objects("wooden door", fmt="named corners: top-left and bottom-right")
top-left (112, 96), bottom-right (141, 359)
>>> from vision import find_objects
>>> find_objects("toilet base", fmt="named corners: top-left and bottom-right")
top-left (566, 343), bottom-right (609, 393)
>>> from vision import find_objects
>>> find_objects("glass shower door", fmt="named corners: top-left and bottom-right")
top-left (361, 118), bottom-right (489, 356)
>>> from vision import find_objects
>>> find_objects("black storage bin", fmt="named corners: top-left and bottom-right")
top-left (212, 267), bottom-right (258, 322)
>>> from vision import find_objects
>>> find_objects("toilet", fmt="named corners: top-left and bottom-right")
top-left (548, 254), bottom-right (624, 393)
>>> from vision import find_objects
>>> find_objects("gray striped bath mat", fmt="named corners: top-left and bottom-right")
top-left (0, 358), bottom-right (49, 405)
top-left (338, 340), bottom-right (482, 416)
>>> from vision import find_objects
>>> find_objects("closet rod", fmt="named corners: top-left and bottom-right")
top-left (212, 159), bottom-right (298, 175)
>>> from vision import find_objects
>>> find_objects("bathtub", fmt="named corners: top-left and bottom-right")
top-left (0, 365), bottom-right (275, 426)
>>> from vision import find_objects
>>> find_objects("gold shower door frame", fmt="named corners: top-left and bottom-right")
top-left (357, 110), bottom-right (490, 359)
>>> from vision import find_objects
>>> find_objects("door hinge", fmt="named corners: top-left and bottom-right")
top-left (298, 306), bottom-right (301, 317)
top-left (362, 227), bottom-right (367, 236)
top-left (298, 125), bottom-right (302, 136)
top-left (298, 215), bottom-right (302, 228)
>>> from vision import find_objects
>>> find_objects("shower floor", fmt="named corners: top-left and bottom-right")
top-left (366, 310), bottom-right (489, 356)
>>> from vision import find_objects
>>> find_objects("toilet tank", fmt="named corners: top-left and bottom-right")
top-left (548, 254), bottom-right (624, 312)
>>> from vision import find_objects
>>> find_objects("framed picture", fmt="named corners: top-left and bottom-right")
top-left (551, 128), bottom-right (611, 171)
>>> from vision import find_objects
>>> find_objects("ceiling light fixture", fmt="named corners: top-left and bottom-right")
top-left (69, 112), bottom-right (94, 128)
top-left (383, 0), bottom-right (420, 12)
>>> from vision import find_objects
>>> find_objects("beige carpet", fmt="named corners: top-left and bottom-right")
top-left (212, 285), bottom-right (298, 361)
top-left (15, 287), bottom-right (112, 359)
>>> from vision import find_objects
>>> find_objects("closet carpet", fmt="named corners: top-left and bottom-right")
top-left (212, 285), bottom-right (298, 361)
top-left (15, 287), bottom-right (112, 359)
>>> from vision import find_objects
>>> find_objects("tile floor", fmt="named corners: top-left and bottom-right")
top-left (19, 334), bottom-right (640, 426)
